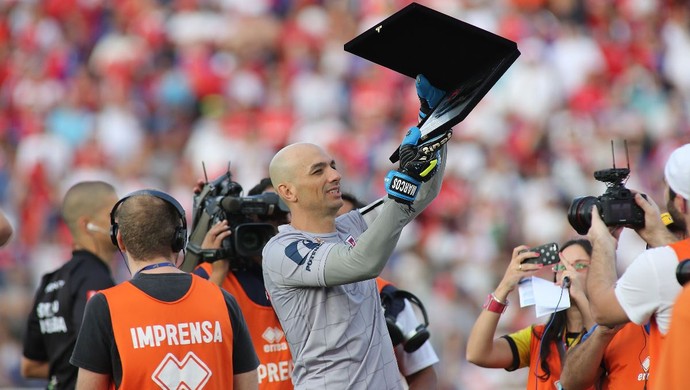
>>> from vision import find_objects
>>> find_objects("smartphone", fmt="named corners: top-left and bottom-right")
top-left (520, 242), bottom-right (560, 266)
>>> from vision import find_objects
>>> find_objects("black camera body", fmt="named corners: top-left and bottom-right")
top-left (568, 167), bottom-right (646, 235)
top-left (186, 170), bottom-right (288, 269)
top-left (208, 192), bottom-right (287, 260)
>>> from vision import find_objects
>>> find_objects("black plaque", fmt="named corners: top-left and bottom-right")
top-left (344, 2), bottom-right (521, 162)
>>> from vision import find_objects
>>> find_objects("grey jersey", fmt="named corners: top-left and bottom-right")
top-left (263, 211), bottom-right (403, 390)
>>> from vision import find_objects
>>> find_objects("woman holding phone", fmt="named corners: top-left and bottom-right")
top-left (466, 239), bottom-right (594, 390)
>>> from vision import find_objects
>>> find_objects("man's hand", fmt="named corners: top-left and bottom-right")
top-left (633, 192), bottom-right (678, 247)
top-left (416, 74), bottom-right (445, 123)
top-left (385, 127), bottom-right (444, 204)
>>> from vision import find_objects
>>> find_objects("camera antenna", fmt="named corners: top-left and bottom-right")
top-left (624, 139), bottom-right (631, 170)
top-left (610, 140), bottom-right (616, 169)
top-left (202, 161), bottom-right (209, 184)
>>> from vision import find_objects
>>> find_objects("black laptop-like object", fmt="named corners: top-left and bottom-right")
top-left (344, 2), bottom-right (521, 162)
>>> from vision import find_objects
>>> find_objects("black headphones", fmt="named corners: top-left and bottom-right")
top-left (380, 284), bottom-right (430, 353)
top-left (109, 189), bottom-right (188, 253)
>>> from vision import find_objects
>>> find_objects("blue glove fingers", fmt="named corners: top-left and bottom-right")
top-left (401, 126), bottom-right (421, 147)
top-left (416, 74), bottom-right (445, 111)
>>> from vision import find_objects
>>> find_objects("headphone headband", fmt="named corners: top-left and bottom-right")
top-left (109, 189), bottom-right (188, 252)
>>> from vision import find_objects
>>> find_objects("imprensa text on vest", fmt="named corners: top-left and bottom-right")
top-left (130, 321), bottom-right (223, 349)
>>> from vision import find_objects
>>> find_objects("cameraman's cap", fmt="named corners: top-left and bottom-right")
top-left (664, 143), bottom-right (690, 200)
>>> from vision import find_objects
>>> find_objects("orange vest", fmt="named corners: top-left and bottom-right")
top-left (650, 239), bottom-right (690, 390)
top-left (375, 276), bottom-right (391, 292)
top-left (526, 324), bottom-right (592, 390)
top-left (600, 323), bottom-right (649, 389)
top-left (198, 263), bottom-right (294, 390)
top-left (103, 275), bottom-right (234, 389)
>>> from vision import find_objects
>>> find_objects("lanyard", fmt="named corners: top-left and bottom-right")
top-left (136, 262), bottom-right (176, 276)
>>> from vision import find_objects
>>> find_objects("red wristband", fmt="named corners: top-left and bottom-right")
top-left (483, 293), bottom-right (508, 314)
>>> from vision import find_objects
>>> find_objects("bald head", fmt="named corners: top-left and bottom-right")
top-left (62, 181), bottom-right (117, 233)
top-left (269, 143), bottom-right (323, 189)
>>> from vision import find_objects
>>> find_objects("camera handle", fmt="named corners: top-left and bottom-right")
top-left (187, 243), bottom-right (228, 263)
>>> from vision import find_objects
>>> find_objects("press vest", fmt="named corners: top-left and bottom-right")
top-left (198, 263), bottom-right (294, 390)
top-left (103, 275), bottom-right (234, 389)
top-left (526, 324), bottom-right (590, 390)
top-left (650, 238), bottom-right (690, 390)
top-left (600, 322), bottom-right (650, 389)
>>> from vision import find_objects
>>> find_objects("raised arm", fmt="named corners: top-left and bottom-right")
top-left (586, 208), bottom-right (630, 327)
top-left (560, 324), bottom-right (620, 390)
top-left (466, 246), bottom-right (544, 367)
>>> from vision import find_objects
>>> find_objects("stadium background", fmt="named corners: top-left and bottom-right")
top-left (0, 0), bottom-right (689, 388)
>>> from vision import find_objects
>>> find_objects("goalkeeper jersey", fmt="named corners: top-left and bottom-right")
top-left (262, 211), bottom-right (403, 390)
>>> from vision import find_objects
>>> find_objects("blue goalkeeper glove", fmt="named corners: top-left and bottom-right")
top-left (415, 73), bottom-right (452, 154)
top-left (385, 127), bottom-right (443, 204)
top-left (416, 74), bottom-right (445, 123)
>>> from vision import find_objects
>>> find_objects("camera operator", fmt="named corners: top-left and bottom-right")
top-left (21, 181), bottom-right (118, 390)
top-left (586, 143), bottom-right (690, 389)
top-left (338, 192), bottom-right (439, 389)
top-left (193, 178), bottom-right (294, 390)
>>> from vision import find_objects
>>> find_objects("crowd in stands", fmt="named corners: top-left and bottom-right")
top-left (0, 0), bottom-right (689, 388)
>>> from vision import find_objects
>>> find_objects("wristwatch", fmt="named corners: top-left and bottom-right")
top-left (483, 293), bottom-right (508, 314)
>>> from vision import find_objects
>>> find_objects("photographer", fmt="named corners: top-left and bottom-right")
top-left (193, 178), bottom-right (294, 390)
top-left (585, 143), bottom-right (690, 389)
top-left (466, 239), bottom-right (595, 390)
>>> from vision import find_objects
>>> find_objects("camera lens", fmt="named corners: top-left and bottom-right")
top-left (567, 196), bottom-right (599, 235)
top-left (677, 260), bottom-right (690, 286)
top-left (236, 224), bottom-right (278, 258)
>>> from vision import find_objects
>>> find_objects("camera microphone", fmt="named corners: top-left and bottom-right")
top-left (220, 197), bottom-right (243, 213)
top-left (563, 276), bottom-right (571, 289)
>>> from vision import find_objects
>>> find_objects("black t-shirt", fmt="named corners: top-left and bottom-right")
top-left (22, 250), bottom-right (115, 390)
top-left (69, 272), bottom-right (259, 389)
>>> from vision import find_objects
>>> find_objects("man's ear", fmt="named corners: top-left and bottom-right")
top-left (116, 231), bottom-right (126, 252)
top-left (675, 194), bottom-right (688, 215)
top-left (277, 183), bottom-right (297, 203)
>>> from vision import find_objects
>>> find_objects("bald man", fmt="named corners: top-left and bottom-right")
top-left (22, 181), bottom-right (119, 390)
top-left (262, 141), bottom-right (447, 389)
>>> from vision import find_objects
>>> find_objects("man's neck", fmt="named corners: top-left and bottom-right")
top-left (290, 211), bottom-right (337, 234)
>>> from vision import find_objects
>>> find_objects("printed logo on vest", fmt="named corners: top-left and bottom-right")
top-left (261, 327), bottom-right (288, 353)
top-left (638, 356), bottom-right (650, 381)
top-left (152, 352), bottom-right (211, 390)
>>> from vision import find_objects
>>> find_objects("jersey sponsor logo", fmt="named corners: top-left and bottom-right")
top-left (152, 352), bottom-right (211, 390)
top-left (37, 300), bottom-right (67, 334)
top-left (345, 235), bottom-right (356, 247)
top-left (129, 321), bottom-right (223, 349)
top-left (44, 280), bottom-right (65, 293)
top-left (261, 327), bottom-right (288, 353)
top-left (257, 360), bottom-right (293, 384)
top-left (285, 240), bottom-right (320, 267)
